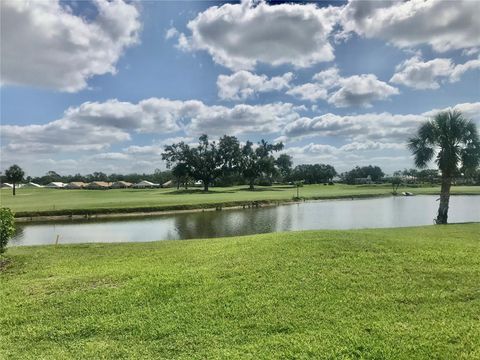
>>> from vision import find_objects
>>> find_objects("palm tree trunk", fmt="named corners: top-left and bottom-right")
top-left (436, 175), bottom-right (451, 224)
top-left (13, 183), bottom-right (16, 196)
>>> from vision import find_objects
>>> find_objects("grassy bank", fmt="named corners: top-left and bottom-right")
top-left (1, 224), bottom-right (479, 359)
top-left (2, 184), bottom-right (479, 218)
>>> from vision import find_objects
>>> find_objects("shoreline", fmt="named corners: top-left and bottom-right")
top-left (14, 192), bottom-right (479, 223)
top-left (15, 193), bottom-right (392, 223)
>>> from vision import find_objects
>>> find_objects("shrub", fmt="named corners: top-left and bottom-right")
top-left (0, 208), bottom-right (15, 254)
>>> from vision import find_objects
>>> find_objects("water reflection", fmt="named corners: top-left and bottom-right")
top-left (11, 195), bottom-right (479, 246)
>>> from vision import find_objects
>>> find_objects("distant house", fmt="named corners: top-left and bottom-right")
top-left (85, 181), bottom-right (111, 190)
top-left (354, 175), bottom-right (373, 185)
top-left (22, 182), bottom-right (43, 188)
top-left (1, 183), bottom-right (13, 188)
top-left (111, 181), bottom-right (132, 189)
top-left (45, 182), bottom-right (66, 188)
top-left (161, 180), bottom-right (173, 188)
top-left (65, 182), bottom-right (87, 189)
top-left (133, 180), bottom-right (159, 188)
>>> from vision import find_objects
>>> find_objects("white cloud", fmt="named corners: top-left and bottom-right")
top-left (281, 102), bottom-right (480, 143)
top-left (390, 56), bottom-right (480, 89)
top-left (178, 0), bottom-right (340, 70)
top-left (286, 83), bottom-right (329, 102)
top-left (0, 0), bottom-right (140, 92)
top-left (423, 102), bottom-right (480, 123)
top-left (165, 27), bottom-right (179, 40)
top-left (284, 142), bottom-right (411, 173)
top-left (1, 120), bottom-right (131, 154)
top-left (188, 102), bottom-right (299, 136)
top-left (449, 58), bottom-right (480, 82)
top-left (328, 74), bottom-right (398, 108)
top-left (91, 152), bottom-right (130, 161)
top-left (288, 67), bottom-right (398, 107)
top-left (340, 0), bottom-right (480, 53)
top-left (1, 98), bottom-right (300, 158)
top-left (217, 71), bottom-right (293, 101)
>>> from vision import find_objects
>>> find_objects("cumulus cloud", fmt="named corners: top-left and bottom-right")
top-left (188, 102), bottom-right (299, 136)
top-left (1, 98), bottom-right (300, 157)
top-left (1, 120), bottom-right (131, 154)
top-left (0, 0), bottom-right (140, 92)
top-left (178, 0), bottom-right (340, 70)
top-left (91, 152), bottom-right (130, 161)
top-left (287, 67), bottom-right (398, 107)
top-left (286, 83), bottom-right (329, 102)
top-left (328, 74), bottom-right (398, 108)
top-left (217, 71), bottom-right (293, 101)
top-left (340, 0), bottom-right (480, 53)
top-left (390, 56), bottom-right (480, 89)
top-left (284, 142), bottom-right (411, 172)
top-left (281, 102), bottom-right (480, 143)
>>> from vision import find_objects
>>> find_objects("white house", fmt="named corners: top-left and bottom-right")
top-left (1, 183), bottom-right (13, 188)
top-left (22, 182), bottom-right (44, 188)
top-left (133, 180), bottom-right (159, 188)
top-left (161, 180), bottom-right (173, 188)
top-left (45, 182), bottom-right (65, 188)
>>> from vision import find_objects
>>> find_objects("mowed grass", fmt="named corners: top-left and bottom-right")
top-left (2, 184), bottom-right (479, 215)
top-left (1, 224), bottom-right (479, 359)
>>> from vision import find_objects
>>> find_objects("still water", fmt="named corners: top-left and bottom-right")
top-left (11, 195), bottom-right (480, 246)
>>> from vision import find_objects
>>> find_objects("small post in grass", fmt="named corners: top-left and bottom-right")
top-left (55, 234), bottom-right (60, 246)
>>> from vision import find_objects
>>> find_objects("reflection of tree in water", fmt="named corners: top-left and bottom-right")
top-left (174, 206), bottom-right (293, 240)
top-left (10, 225), bottom-right (25, 245)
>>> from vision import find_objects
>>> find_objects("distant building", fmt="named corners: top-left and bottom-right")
top-left (354, 175), bottom-right (373, 185)
top-left (85, 181), bottom-right (111, 190)
top-left (161, 180), bottom-right (173, 188)
top-left (65, 182), bottom-right (88, 189)
top-left (1, 183), bottom-right (13, 188)
top-left (22, 182), bottom-right (43, 188)
top-left (133, 180), bottom-right (159, 188)
top-left (111, 181), bottom-right (132, 189)
top-left (45, 182), bottom-right (66, 188)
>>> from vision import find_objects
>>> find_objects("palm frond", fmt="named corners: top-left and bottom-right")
top-left (407, 136), bottom-right (434, 168)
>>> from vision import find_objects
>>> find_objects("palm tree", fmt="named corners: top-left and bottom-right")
top-left (408, 110), bottom-right (480, 224)
top-left (5, 164), bottom-right (25, 196)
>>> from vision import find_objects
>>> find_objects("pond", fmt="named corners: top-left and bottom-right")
top-left (11, 195), bottom-right (480, 246)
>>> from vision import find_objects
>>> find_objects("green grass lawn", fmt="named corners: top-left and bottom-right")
top-left (2, 184), bottom-right (479, 216)
top-left (1, 224), bottom-right (479, 359)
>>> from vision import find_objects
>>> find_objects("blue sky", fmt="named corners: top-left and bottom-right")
top-left (1, 0), bottom-right (479, 176)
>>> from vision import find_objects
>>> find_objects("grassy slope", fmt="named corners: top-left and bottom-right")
top-left (1, 224), bottom-right (479, 359)
top-left (1, 184), bottom-right (479, 215)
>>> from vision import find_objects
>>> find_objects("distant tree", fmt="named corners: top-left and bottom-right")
top-left (0, 208), bottom-right (15, 254)
top-left (163, 135), bottom-right (223, 191)
top-left (291, 164), bottom-right (336, 184)
top-left (342, 165), bottom-right (384, 184)
top-left (408, 110), bottom-right (480, 224)
top-left (240, 140), bottom-right (283, 190)
top-left (417, 169), bottom-right (440, 184)
top-left (391, 176), bottom-right (402, 195)
top-left (5, 164), bottom-right (24, 196)
top-left (218, 135), bottom-right (242, 176)
top-left (153, 168), bottom-right (172, 186)
top-left (275, 154), bottom-right (293, 182)
top-left (172, 163), bottom-right (190, 189)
